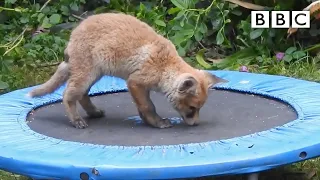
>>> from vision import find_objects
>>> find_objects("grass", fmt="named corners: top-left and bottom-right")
top-left (1, 56), bottom-right (320, 180)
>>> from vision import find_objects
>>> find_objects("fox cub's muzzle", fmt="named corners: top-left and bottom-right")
top-left (180, 108), bottom-right (200, 126)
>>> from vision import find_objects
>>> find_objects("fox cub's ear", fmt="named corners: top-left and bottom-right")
top-left (177, 74), bottom-right (198, 94)
top-left (201, 70), bottom-right (228, 88)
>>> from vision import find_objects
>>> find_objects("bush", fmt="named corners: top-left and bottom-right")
top-left (1, 0), bottom-right (320, 92)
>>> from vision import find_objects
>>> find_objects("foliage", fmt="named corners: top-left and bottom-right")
top-left (0, 0), bottom-right (320, 92)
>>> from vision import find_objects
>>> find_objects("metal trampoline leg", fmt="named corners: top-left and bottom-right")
top-left (247, 173), bottom-right (259, 180)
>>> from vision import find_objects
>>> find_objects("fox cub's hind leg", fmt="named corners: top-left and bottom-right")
top-left (63, 68), bottom-right (104, 129)
top-left (127, 79), bottom-right (173, 128)
top-left (79, 94), bottom-right (105, 118)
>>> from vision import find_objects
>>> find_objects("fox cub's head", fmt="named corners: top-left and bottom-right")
top-left (171, 70), bottom-right (228, 126)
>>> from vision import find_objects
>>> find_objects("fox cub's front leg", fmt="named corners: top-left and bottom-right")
top-left (127, 79), bottom-right (173, 128)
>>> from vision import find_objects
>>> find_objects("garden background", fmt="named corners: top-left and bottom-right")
top-left (1, 0), bottom-right (320, 179)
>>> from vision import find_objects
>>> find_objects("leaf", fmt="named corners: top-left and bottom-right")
top-left (285, 47), bottom-right (297, 54)
top-left (60, 5), bottom-right (70, 16)
top-left (196, 49), bottom-right (212, 69)
top-left (292, 51), bottom-right (306, 59)
top-left (172, 34), bottom-right (187, 45)
top-left (177, 46), bottom-right (186, 56)
top-left (283, 54), bottom-right (293, 62)
top-left (216, 47), bottom-right (258, 69)
top-left (249, 29), bottom-right (264, 39)
top-left (168, 7), bottom-right (180, 14)
top-left (37, 13), bottom-right (45, 22)
top-left (175, 10), bottom-right (185, 19)
top-left (211, 18), bottom-right (223, 30)
top-left (180, 28), bottom-right (194, 37)
top-left (49, 14), bottom-right (61, 25)
top-left (268, 29), bottom-right (276, 37)
top-left (19, 16), bottom-right (29, 23)
top-left (172, 24), bottom-right (182, 31)
top-left (194, 30), bottom-right (203, 41)
top-left (180, 19), bottom-right (185, 27)
top-left (199, 22), bottom-right (208, 34)
top-left (0, 81), bottom-right (8, 90)
top-left (170, 0), bottom-right (188, 9)
top-left (5, 0), bottom-right (17, 4)
top-left (216, 30), bottom-right (224, 45)
top-left (41, 16), bottom-right (52, 28)
top-left (139, 2), bottom-right (146, 11)
top-left (155, 19), bottom-right (166, 27)
top-left (70, 2), bottom-right (79, 11)
top-left (231, 9), bottom-right (242, 16)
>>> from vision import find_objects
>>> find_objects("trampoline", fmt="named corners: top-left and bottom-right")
top-left (1, 70), bottom-right (320, 180)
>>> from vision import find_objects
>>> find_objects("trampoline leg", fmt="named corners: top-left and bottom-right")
top-left (247, 173), bottom-right (259, 180)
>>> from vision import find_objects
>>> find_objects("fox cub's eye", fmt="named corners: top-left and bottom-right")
top-left (186, 106), bottom-right (197, 118)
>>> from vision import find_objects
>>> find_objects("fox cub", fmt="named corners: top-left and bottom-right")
top-left (28, 13), bottom-right (228, 129)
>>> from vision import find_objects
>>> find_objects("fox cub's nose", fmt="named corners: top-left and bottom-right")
top-left (184, 119), bottom-right (200, 126)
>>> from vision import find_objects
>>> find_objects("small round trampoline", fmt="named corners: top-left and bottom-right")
top-left (1, 70), bottom-right (320, 180)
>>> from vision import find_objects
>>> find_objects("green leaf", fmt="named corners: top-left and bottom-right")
top-left (180, 28), bottom-right (194, 37)
top-left (168, 7), bottom-right (180, 14)
top-left (0, 81), bottom-right (8, 90)
top-left (231, 9), bottom-right (242, 16)
top-left (170, 0), bottom-right (187, 9)
top-left (155, 19), bottom-right (166, 27)
top-left (249, 29), bottom-right (264, 39)
top-left (285, 47), bottom-right (297, 54)
top-left (199, 22), bottom-right (207, 34)
top-left (177, 46), bottom-right (186, 56)
top-left (70, 3), bottom-right (79, 11)
top-left (172, 34), bottom-right (187, 45)
top-left (216, 47), bottom-right (258, 69)
top-left (180, 19), bottom-right (184, 27)
top-left (196, 49), bottom-right (212, 69)
top-left (49, 14), bottom-right (61, 25)
top-left (139, 2), bottom-right (146, 11)
top-left (283, 55), bottom-right (293, 62)
top-left (239, 20), bottom-right (251, 35)
top-left (41, 16), bottom-right (52, 28)
top-left (5, 0), bottom-right (17, 4)
top-left (172, 24), bottom-right (182, 31)
top-left (37, 13), bottom-right (45, 22)
top-left (292, 51), bottom-right (306, 59)
top-left (216, 30), bottom-right (224, 45)
top-left (175, 10), bottom-right (185, 20)
top-left (19, 16), bottom-right (29, 23)
top-left (268, 29), bottom-right (276, 37)
top-left (211, 18), bottom-right (222, 30)
top-left (60, 5), bottom-right (70, 16)
top-left (194, 30), bottom-right (203, 41)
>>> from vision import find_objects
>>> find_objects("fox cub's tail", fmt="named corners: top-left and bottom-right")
top-left (27, 61), bottom-right (69, 97)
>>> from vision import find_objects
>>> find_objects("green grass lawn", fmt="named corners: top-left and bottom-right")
top-left (1, 58), bottom-right (320, 180)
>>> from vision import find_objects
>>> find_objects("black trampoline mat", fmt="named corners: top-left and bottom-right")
top-left (26, 89), bottom-right (297, 146)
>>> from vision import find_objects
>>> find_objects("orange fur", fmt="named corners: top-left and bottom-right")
top-left (28, 13), bottom-right (228, 129)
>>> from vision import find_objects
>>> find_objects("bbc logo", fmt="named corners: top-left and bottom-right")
top-left (251, 11), bottom-right (310, 28)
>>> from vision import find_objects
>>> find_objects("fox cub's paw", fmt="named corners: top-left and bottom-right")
top-left (88, 109), bottom-right (105, 119)
top-left (71, 117), bottom-right (89, 129)
top-left (157, 118), bottom-right (173, 128)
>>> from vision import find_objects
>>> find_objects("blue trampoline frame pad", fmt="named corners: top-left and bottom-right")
top-left (0, 70), bottom-right (320, 180)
